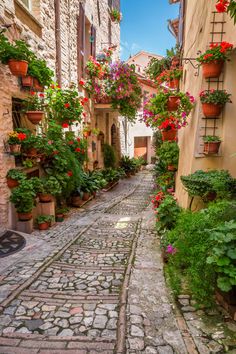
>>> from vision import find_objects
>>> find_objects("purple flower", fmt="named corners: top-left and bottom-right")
top-left (166, 244), bottom-right (177, 255)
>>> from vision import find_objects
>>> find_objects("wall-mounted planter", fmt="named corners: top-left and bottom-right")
top-left (203, 141), bottom-right (221, 154)
top-left (161, 129), bottom-right (177, 142)
top-left (8, 59), bottom-right (28, 76)
top-left (202, 103), bottom-right (222, 118)
top-left (33, 78), bottom-right (44, 91)
top-left (26, 111), bottom-right (44, 125)
top-left (167, 96), bottom-right (180, 111)
top-left (21, 75), bottom-right (34, 87)
top-left (168, 79), bottom-right (179, 89)
top-left (202, 60), bottom-right (224, 78)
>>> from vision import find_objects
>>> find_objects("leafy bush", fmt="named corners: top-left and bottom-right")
top-left (156, 194), bottom-right (181, 232)
top-left (157, 141), bottom-right (179, 168)
top-left (181, 170), bottom-right (236, 201)
top-left (6, 169), bottom-right (26, 181)
top-left (28, 58), bottom-right (54, 86)
top-left (0, 33), bottom-right (34, 63)
top-left (103, 144), bottom-right (116, 168)
top-left (120, 156), bottom-right (136, 173)
top-left (10, 179), bottom-right (36, 213)
top-left (36, 215), bottom-right (53, 224)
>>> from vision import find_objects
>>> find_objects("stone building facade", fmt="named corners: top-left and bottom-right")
top-left (170, 0), bottom-right (236, 209)
top-left (0, 0), bottom-right (120, 230)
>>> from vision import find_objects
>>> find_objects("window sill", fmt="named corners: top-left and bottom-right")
top-left (14, 0), bottom-right (43, 38)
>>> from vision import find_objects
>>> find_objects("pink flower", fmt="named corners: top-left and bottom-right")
top-left (166, 244), bottom-right (177, 255)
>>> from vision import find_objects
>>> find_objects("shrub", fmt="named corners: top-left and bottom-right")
top-left (10, 179), bottom-right (36, 213)
top-left (156, 194), bottom-right (181, 232)
top-left (157, 141), bottom-right (179, 168)
top-left (103, 144), bottom-right (116, 168)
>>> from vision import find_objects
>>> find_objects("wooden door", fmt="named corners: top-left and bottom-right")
top-left (134, 137), bottom-right (148, 161)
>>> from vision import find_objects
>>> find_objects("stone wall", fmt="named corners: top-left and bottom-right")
top-left (0, 0), bottom-right (120, 230)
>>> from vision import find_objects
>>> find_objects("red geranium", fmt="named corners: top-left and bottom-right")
top-left (77, 138), bottom-right (81, 143)
top-left (216, 0), bottom-right (229, 12)
top-left (67, 171), bottom-right (73, 177)
top-left (17, 133), bottom-right (27, 141)
top-left (64, 103), bottom-right (70, 108)
top-left (62, 123), bottom-right (69, 128)
top-left (68, 141), bottom-right (74, 145)
top-left (75, 147), bottom-right (81, 152)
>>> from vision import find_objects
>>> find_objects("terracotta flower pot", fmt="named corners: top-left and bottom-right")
top-left (26, 111), bottom-right (44, 125)
top-left (8, 59), bottom-right (28, 76)
top-left (38, 222), bottom-right (50, 230)
top-left (9, 144), bottom-right (21, 154)
top-left (171, 57), bottom-right (180, 67)
top-left (56, 213), bottom-right (64, 222)
top-left (167, 96), bottom-right (180, 111)
top-left (202, 60), bottom-right (224, 78)
top-left (202, 103), bottom-right (222, 118)
top-left (168, 79), bottom-right (179, 89)
top-left (71, 195), bottom-right (84, 207)
top-left (161, 129), bottom-right (177, 141)
top-left (83, 131), bottom-right (91, 138)
top-left (7, 177), bottom-right (19, 189)
top-left (39, 194), bottom-right (53, 203)
top-left (18, 212), bottom-right (32, 221)
top-left (26, 147), bottom-right (38, 157)
top-left (203, 141), bottom-right (221, 154)
top-left (167, 165), bottom-right (177, 171)
top-left (21, 75), bottom-right (34, 87)
top-left (33, 78), bottom-right (44, 91)
top-left (82, 192), bottom-right (90, 201)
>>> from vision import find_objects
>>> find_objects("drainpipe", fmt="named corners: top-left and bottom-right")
top-left (54, 0), bottom-right (62, 86)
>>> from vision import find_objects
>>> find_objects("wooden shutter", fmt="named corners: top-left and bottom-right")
top-left (91, 25), bottom-right (96, 58)
top-left (77, 3), bottom-right (85, 83)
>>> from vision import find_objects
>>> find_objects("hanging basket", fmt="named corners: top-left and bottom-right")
top-left (26, 111), bottom-right (44, 125)
top-left (203, 141), bottom-right (221, 154)
top-left (8, 59), bottom-right (28, 77)
top-left (202, 60), bottom-right (224, 78)
top-left (33, 78), bottom-right (44, 91)
top-left (161, 129), bottom-right (177, 141)
top-left (167, 96), bottom-right (180, 111)
top-left (168, 79), bottom-right (179, 89)
top-left (167, 165), bottom-right (177, 171)
top-left (202, 103), bottom-right (222, 118)
top-left (21, 76), bottom-right (34, 87)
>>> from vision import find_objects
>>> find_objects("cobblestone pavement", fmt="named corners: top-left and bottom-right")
top-left (0, 171), bottom-right (190, 353)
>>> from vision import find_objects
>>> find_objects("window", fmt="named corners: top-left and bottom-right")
top-left (20, 0), bottom-right (31, 10)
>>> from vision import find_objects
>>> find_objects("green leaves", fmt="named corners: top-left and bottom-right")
top-left (227, 1), bottom-right (236, 24)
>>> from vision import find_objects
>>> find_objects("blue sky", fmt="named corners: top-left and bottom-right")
top-left (120, 0), bottom-right (180, 60)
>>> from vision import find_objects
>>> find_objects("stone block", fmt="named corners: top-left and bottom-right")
top-left (16, 219), bottom-right (33, 234)
top-left (38, 201), bottom-right (55, 225)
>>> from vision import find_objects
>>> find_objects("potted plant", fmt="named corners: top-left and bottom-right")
top-left (197, 42), bottom-right (233, 78)
top-left (157, 141), bottom-right (179, 171)
top-left (38, 176), bottom-right (62, 203)
top-left (36, 215), bottom-right (53, 230)
top-left (120, 156), bottom-right (136, 177)
top-left (27, 58), bottom-right (54, 90)
top-left (71, 188), bottom-right (84, 207)
top-left (0, 33), bottom-right (34, 76)
top-left (203, 135), bottom-right (222, 154)
top-left (200, 89), bottom-right (231, 118)
top-left (83, 125), bottom-right (92, 138)
top-left (158, 118), bottom-right (178, 141)
top-left (10, 179), bottom-right (36, 221)
top-left (7, 130), bottom-right (27, 154)
top-left (55, 207), bottom-right (68, 222)
top-left (6, 169), bottom-right (26, 189)
top-left (23, 91), bottom-right (45, 124)
top-left (21, 134), bottom-right (41, 157)
top-left (110, 8), bottom-right (122, 23)
top-left (168, 68), bottom-right (183, 89)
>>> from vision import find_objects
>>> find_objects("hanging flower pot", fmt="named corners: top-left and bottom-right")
top-left (21, 76), bottom-right (34, 87)
top-left (168, 79), bottom-right (179, 89)
top-left (33, 78), bottom-right (44, 91)
top-left (26, 111), bottom-right (44, 125)
top-left (8, 59), bottom-right (28, 77)
top-left (83, 130), bottom-right (91, 138)
top-left (167, 96), bottom-right (180, 111)
top-left (171, 57), bottom-right (180, 67)
top-left (203, 141), bottom-right (221, 154)
top-left (202, 60), bottom-right (224, 78)
top-left (7, 177), bottom-right (19, 189)
top-left (38, 194), bottom-right (53, 203)
top-left (18, 212), bottom-right (32, 221)
top-left (167, 165), bottom-right (177, 171)
top-left (9, 144), bottom-right (21, 154)
top-left (202, 103), bottom-right (222, 118)
top-left (82, 192), bottom-right (90, 201)
top-left (161, 130), bottom-right (177, 141)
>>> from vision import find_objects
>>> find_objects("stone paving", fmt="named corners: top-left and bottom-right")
top-left (0, 170), bottom-right (217, 354)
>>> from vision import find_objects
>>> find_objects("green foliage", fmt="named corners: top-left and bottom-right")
top-left (206, 221), bottom-right (236, 292)
top-left (156, 194), bottom-right (181, 231)
top-left (6, 169), bottom-right (26, 181)
top-left (181, 170), bottom-right (236, 201)
top-left (157, 141), bottom-right (179, 168)
top-left (0, 33), bottom-right (34, 63)
top-left (200, 90), bottom-right (231, 105)
top-left (165, 200), bottom-right (236, 306)
top-left (153, 130), bottom-right (163, 153)
top-left (36, 215), bottom-right (53, 224)
top-left (102, 168), bottom-right (122, 183)
top-left (145, 57), bottom-right (171, 80)
top-left (28, 58), bottom-right (54, 86)
top-left (38, 176), bottom-right (62, 196)
top-left (227, 1), bottom-right (236, 24)
top-left (103, 144), bottom-right (116, 168)
top-left (10, 179), bottom-right (36, 213)
top-left (156, 171), bottom-right (175, 192)
top-left (203, 135), bottom-right (221, 143)
top-left (120, 156), bottom-right (136, 173)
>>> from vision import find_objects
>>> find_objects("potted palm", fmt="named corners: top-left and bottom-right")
top-left (6, 169), bottom-right (26, 189)
top-left (7, 130), bottom-right (27, 154)
top-left (203, 136), bottom-right (222, 154)
top-left (0, 33), bottom-right (34, 76)
top-left (36, 215), bottom-right (53, 230)
top-left (200, 90), bottom-right (231, 118)
top-left (10, 179), bottom-right (36, 221)
top-left (197, 42), bottom-right (233, 78)
top-left (24, 91), bottom-right (45, 124)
